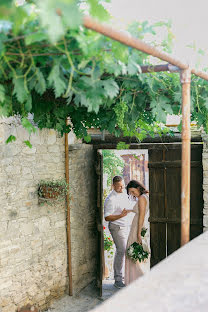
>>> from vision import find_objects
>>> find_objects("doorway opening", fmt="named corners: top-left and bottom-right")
top-left (95, 142), bottom-right (203, 299)
top-left (101, 149), bottom-right (149, 298)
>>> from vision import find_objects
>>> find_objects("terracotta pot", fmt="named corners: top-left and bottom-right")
top-left (39, 185), bottom-right (63, 199)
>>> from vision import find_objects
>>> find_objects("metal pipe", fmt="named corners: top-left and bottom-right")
top-left (180, 68), bottom-right (191, 246)
top-left (83, 16), bottom-right (208, 81)
top-left (140, 64), bottom-right (179, 73)
top-left (65, 118), bottom-right (73, 295)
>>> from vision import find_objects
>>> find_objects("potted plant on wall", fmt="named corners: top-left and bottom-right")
top-left (38, 179), bottom-right (69, 204)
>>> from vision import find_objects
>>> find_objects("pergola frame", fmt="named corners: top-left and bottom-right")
top-left (65, 15), bottom-right (208, 296)
top-left (83, 15), bottom-right (208, 246)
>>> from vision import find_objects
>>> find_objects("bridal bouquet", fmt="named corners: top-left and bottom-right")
top-left (126, 228), bottom-right (149, 263)
top-left (127, 242), bottom-right (149, 263)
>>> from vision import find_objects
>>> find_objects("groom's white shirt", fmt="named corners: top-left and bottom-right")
top-left (104, 190), bottom-right (134, 227)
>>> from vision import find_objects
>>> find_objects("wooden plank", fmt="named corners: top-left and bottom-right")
top-left (149, 148), bottom-right (166, 267)
top-left (149, 217), bottom-right (202, 225)
top-left (148, 160), bottom-right (201, 168)
top-left (96, 151), bottom-right (104, 297)
top-left (167, 224), bottom-right (181, 256)
top-left (92, 142), bottom-right (203, 150)
top-left (150, 223), bottom-right (166, 267)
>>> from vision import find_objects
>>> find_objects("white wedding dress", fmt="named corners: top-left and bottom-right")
top-left (125, 194), bottom-right (150, 285)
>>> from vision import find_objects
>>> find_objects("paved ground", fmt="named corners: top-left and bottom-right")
top-left (45, 280), bottom-right (118, 312)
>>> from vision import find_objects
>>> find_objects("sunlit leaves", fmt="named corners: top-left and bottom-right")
top-left (0, 84), bottom-right (5, 103)
top-left (25, 32), bottom-right (48, 45)
top-left (21, 117), bottom-right (36, 134)
top-left (37, 0), bottom-right (82, 43)
top-left (88, 0), bottom-right (110, 21)
top-left (102, 79), bottom-right (119, 99)
top-left (47, 64), bottom-right (66, 98)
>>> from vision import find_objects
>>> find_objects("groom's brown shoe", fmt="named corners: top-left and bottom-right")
top-left (114, 281), bottom-right (125, 289)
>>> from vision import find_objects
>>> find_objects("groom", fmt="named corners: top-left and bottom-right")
top-left (104, 176), bottom-right (132, 289)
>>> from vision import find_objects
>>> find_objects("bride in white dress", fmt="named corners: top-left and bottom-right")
top-left (125, 180), bottom-right (150, 286)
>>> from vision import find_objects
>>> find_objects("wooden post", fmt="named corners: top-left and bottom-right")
top-left (65, 118), bottom-right (73, 295)
top-left (180, 68), bottom-right (191, 246)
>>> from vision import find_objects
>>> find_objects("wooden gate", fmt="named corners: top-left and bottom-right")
top-left (149, 143), bottom-right (203, 267)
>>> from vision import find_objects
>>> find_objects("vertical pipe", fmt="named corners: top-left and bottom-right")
top-left (65, 118), bottom-right (73, 295)
top-left (180, 68), bottom-right (191, 246)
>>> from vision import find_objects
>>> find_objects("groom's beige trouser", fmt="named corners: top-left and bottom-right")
top-left (109, 222), bottom-right (128, 282)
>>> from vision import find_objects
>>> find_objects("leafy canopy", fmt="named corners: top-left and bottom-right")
top-left (0, 0), bottom-right (208, 146)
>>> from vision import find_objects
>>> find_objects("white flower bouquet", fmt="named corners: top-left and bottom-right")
top-left (126, 227), bottom-right (150, 263)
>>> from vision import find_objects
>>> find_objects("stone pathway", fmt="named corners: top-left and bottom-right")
top-left (45, 280), bottom-right (118, 312)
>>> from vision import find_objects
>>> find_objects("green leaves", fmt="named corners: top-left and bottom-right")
top-left (0, 0), bottom-right (208, 140)
top-left (37, 0), bottom-right (82, 43)
top-left (24, 140), bottom-right (33, 148)
top-left (116, 142), bottom-right (130, 150)
top-left (13, 76), bottom-right (28, 103)
top-left (6, 135), bottom-right (16, 144)
top-left (21, 117), bottom-right (36, 134)
top-left (25, 32), bottom-right (48, 46)
top-left (88, 0), bottom-right (110, 21)
top-left (150, 96), bottom-right (173, 123)
top-left (34, 69), bottom-right (46, 95)
top-left (102, 79), bottom-right (119, 99)
top-left (0, 84), bottom-right (5, 103)
top-left (48, 64), bottom-right (66, 98)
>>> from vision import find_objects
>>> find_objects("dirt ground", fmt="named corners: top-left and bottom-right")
top-left (45, 280), bottom-right (118, 312)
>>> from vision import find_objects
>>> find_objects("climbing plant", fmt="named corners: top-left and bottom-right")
top-left (103, 150), bottom-right (124, 187)
top-left (0, 0), bottom-right (208, 145)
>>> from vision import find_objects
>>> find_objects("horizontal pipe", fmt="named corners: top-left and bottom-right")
top-left (83, 16), bottom-right (208, 81)
top-left (140, 64), bottom-right (179, 73)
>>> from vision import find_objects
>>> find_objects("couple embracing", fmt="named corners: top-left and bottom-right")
top-left (104, 175), bottom-right (150, 288)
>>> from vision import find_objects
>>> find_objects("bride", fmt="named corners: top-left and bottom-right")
top-left (125, 180), bottom-right (150, 286)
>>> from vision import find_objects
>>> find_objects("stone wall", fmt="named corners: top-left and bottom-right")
top-left (202, 133), bottom-right (208, 231)
top-left (68, 144), bottom-right (98, 294)
top-left (0, 117), bottom-right (98, 312)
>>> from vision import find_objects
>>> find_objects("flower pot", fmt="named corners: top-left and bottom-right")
top-left (39, 185), bottom-right (64, 199)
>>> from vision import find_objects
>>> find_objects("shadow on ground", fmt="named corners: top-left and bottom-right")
top-left (45, 279), bottom-right (119, 312)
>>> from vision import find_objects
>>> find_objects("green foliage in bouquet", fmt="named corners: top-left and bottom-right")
top-left (141, 227), bottom-right (147, 237)
top-left (127, 242), bottom-right (149, 263)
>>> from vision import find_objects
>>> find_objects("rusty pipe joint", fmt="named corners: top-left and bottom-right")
top-left (167, 64), bottom-right (180, 73)
top-left (180, 67), bottom-right (191, 84)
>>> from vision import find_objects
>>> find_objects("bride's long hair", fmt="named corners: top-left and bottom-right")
top-left (126, 180), bottom-right (149, 195)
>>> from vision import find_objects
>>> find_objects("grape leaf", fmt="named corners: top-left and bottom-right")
top-left (102, 79), bottom-right (119, 99)
top-left (48, 64), bottom-right (66, 98)
top-left (13, 76), bottom-right (28, 103)
top-left (35, 69), bottom-right (46, 95)
top-left (25, 32), bottom-right (48, 45)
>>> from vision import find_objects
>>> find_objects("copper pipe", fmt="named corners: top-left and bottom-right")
top-left (83, 16), bottom-right (208, 81)
top-left (65, 119), bottom-right (73, 295)
top-left (180, 69), bottom-right (191, 246)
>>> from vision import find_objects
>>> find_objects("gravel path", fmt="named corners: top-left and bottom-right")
top-left (45, 280), bottom-right (118, 312)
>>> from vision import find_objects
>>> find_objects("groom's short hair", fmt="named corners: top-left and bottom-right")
top-left (113, 176), bottom-right (123, 184)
